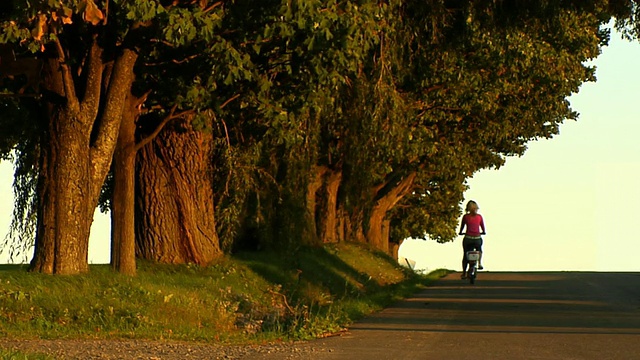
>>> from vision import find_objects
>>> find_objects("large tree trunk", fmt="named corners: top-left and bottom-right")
top-left (30, 44), bottom-right (138, 275)
top-left (382, 219), bottom-right (392, 256)
top-left (318, 170), bottom-right (342, 244)
top-left (365, 172), bottom-right (417, 252)
top-left (136, 122), bottom-right (221, 265)
top-left (367, 205), bottom-right (389, 252)
top-left (112, 94), bottom-right (188, 274)
top-left (110, 95), bottom-right (138, 275)
top-left (31, 108), bottom-right (93, 274)
top-left (306, 166), bottom-right (327, 246)
top-left (341, 208), bottom-right (366, 244)
top-left (390, 238), bottom-right (404, 261)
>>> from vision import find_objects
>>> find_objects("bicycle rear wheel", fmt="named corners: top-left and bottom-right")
top-left (469, 265), bottom-right (476, 284)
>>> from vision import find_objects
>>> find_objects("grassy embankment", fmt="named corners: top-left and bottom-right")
top-left (0, 243), bottom-right (448, 357)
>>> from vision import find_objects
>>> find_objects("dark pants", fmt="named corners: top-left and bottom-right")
top-left (462, 236), bottom-right (483, 272)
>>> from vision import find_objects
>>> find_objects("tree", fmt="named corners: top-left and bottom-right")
top-left (301, 0), bottom-right (617, 256)
top-left (131, 0), bottom-right (277, 261)
top-left (0, 0), bottom-right (232, 274)
top-left (381, 0), bottom-right (616, 255)
top-left (1, 0), bottom-right (632, 273)
top-left (111, 0), bottom-right (240, 272)
top-left (0, 1), bottom-right (143, 274)
top-left (204, 0), bottom-right (384, 251)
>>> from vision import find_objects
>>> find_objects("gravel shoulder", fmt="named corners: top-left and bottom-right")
top-left (0, 338), bottom-right (320, 360)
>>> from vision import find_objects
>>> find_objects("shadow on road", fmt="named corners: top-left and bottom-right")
top-left (351, 272), bottom-right (640, 335)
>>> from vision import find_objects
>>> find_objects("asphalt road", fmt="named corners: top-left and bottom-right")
top-left (247, 272), bottom-right (640, 360)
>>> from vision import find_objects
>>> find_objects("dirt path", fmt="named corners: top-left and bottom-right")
top-left (0, 338), bottom-right (321, 359)
top-left (3, 272), bottom-right (640, 359)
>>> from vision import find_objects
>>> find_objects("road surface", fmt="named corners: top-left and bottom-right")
top-left (247, 272), bottom-right (640, 360)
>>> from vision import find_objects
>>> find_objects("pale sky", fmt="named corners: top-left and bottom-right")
top-left (1, 29), bottom-right (639, 271)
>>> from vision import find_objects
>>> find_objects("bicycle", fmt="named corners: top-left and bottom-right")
top-left (465, 250), bottom-right (481, 285)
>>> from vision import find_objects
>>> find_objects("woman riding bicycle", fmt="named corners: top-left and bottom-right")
top-left (459, 200), bottom-right (485, 279)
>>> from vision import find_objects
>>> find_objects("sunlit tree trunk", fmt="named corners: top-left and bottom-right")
top-left (340, 208), bottom-right (366, 244)
top-left (318, 170), bottom-right (342, 244)
top-left (365, 172), bottom-right (416, 252)
top-left (31, 45), bottom-right (137, 274)
top-left (110, 95), bottom-right (138, 275)
top-left (306, 166), bottom-right (327, 246)
top-left (390, 238), bottom-right (404, 261)
top-left (135, 122), bottom-right (221, 265)
top-left (32, 107), bottom-right (93, 274)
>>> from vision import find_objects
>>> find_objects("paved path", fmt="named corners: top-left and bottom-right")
top-left (247, 272), bottom-right (640, 360)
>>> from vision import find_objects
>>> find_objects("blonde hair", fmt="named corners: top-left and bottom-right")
top-left (465, 200), bottom-right (479, 213)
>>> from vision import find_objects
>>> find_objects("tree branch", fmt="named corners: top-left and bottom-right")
top-left (135, 89), bottom-right (153, 108)
top-left (213, 93), bottom-right (241, 153)
top-left (220, 93), bottom-right (240, 109)
top-left (53, 37), bottom-right (80, 112)
top-left (220, 117), bottom-right (231, 149)
top-left (104, 0), bottom-right (110, 25)
top-left (80, 38), bottom-right (104, 122)
top-left (144, 53), bottom-right (200, 66)
top-left (134, 106), bottom-right (194, 152)
top-left (374, 172), bottom-right (417, 211)
top-left (423, 84), bottom-right (445, 94)
top-left (203, 1), bottom-right (224, 13)
top-left (90, 49), bottom-right (138, 187)
top-left (372, 170), bottom-right (405, 198)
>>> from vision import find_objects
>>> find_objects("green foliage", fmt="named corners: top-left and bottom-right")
top-left (377, 0), bottom-right (616, 243)
top-left (0, 0), bottom-right (634, 259)
top-left (199, 0), bottom-right (389, 249)
top-left (0, 99), bottom-right (42, 262)
top-left (0, 244), bottom-right (444, 341)
top-left (613, 0), bottom-right (640, 40)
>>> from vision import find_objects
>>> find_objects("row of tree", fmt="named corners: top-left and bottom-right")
top-left (0, 0), bottom-right (637, 275)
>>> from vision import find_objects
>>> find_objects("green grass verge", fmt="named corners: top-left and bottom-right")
top-left (0, 349), bottom-right (54, 360)
top-left (0, 243), bottom-right (449, 343)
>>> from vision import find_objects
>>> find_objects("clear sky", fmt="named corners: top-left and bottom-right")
top-left (1, 29), bottom-right (639, 271)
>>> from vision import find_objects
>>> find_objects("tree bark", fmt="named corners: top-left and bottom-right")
top-left (306, 166), bottom-right (327, 246)
top-left (32, 107), bottom-right (93, 274)
top-left (340, 208), bottom-right (366, 244)
top-left (110, 95), bottom-right (138, 275)
top-left (30, 44), bottom-right (138, 275)
top-left (390, 238), bottom-right (404, 261)
top-left (382, 219), bottom-right (391, 255)
top-left (367, 205), bottom-right (388, 252)
top-left (136, 122), bottom-right (221, 265)
top-left (365, 172), bottom-right (417, 252)
top-left (318, 170), bottom-right (342, 244)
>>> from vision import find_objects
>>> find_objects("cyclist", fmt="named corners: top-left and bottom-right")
top-left (459, 200), bottom-right (486, 279)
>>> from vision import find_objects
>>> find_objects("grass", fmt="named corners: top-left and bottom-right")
top-left (0, 349), bottom-right (54, 360)
top-left (0, 243), bottom-right (448, 346)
